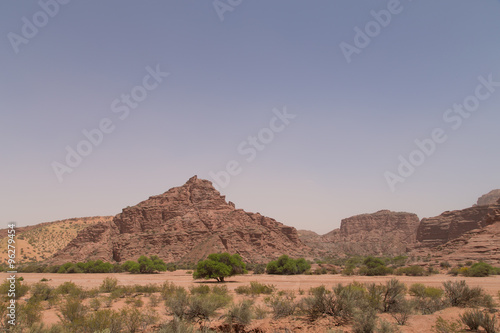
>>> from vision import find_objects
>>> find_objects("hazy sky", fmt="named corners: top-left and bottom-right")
top-left (1, 1), bottom-right (499, 234)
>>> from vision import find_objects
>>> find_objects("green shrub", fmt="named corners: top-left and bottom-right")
top-left (352, 308), bottom-right (377, 333)
top-left (224, 299), bottom-right (254, 326)
top-left (300, 285), bottom-right (334, 320)
top-left (189, 285), bottom-right (210, 295)
top-left (133, 283), bottom-right (160, 293)
top-left (432, 316), bottom-right (462, 333)
top-left (30, 282), bottom-right (55, 302)
top-left (395, 265), bottom-right (426, 276)
top-left (235, 282), bottom-right (275, 296)
top-left (443, 280), bottom-right (484, 307)
top-left (17, 300), bottom-right (43, 328)
top-left (55, 281), bottom-right (83, 298)
top-left (89, 297), bottom-right (101, 311)
top-left (82, 309), bottom-right (122, 332)
top-left (265, 291), bottom-right (297, 319)
top-left (459, 309), bottom-right (484, 330)
top-left (465, 262), bottom-right (496, 277)
top-left (99, 277), bottom-right (118, 293)
top-left (376, 319), bottom-right (402, 333)
top-left (58, 297), bottom-right (88, 327)
top-left (0, 278), bottom-right (29, 300)
top-left (381, 279), bottom-right (407, 313)
top-left (481, 312), bottom-right (498, 333)
top-left (161, 281), bottom-right (186, 300)
top-left (390, 298), bottom-right (413, 325)
top-left (266, 255), bottom-right (310, 275)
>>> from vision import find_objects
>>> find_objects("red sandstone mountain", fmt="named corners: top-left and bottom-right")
top-left (299, 210), bottom-right (420, 257)
top-left (49, 176), bottom-right (308, 264)
top-left (476, 189), bottom-right (500, 206)
top-left (416, 200), bottom-right (500, 247)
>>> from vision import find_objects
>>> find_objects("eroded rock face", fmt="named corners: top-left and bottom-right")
top-left (476, 189), bottom-right (500, 206)
top-left (300, 210), bottom-right (420, 256)
top-left (49, 176), bottom-right (308, 264)
top-left (416, 204), bottom-right (500, 247)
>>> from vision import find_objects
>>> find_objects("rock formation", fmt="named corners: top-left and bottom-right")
top-left (49, 176), bottom-right (308, 264)
top-left (300, 210), bottom-right (420, 256)
top-left (476, 189), bottom-right (500, 206)
top-left (416, 204), bottom-right (500, 247)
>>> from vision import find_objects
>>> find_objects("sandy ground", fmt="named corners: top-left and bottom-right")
top-left (2, 271), bottom-right (499, 332)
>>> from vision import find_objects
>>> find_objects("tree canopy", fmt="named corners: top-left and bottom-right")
top-left (193, 253), bottom-right (247, 282)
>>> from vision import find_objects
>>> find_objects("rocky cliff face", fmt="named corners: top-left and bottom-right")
top-left (300, 210), bottom-right (420, 256)
top-left (416, 204), bottom-right (500, 247)
top-left (49, 176), bottom-right (308, 264)
top-left (476, 189), bottom-right (500, 206)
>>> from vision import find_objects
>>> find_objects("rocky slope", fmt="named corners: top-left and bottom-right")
top-left (300, 210), bottom-right (420, 256)
top-left (49, 176), bottom-right (308, 264)
top-left (416, 200), bottom-right (500, 247)
top-left (0, 216), bottom-right (112, 264)
top-left (476, 189), bottom-right (500, 206)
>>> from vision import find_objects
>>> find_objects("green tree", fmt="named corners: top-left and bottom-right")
top-left (193, 253), bottom-right (247, 282)
top-left (266, 255), bottom-right (311, 275)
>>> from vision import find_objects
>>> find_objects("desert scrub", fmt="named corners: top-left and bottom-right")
top-left (30, 282), bottom-right (55, 302)
top-left (89, 297), bottom-right (101, 311)
top-left (265, 291), bottom-right (297, 319)
top-left (99, 277), bottom-right (118, 293)
top-left (234, 281), bottom-right (275, 296)
top-left (224, 299), bottom-right (254, 326)
top-left (459, 309), bottom-right (484, 331)
top-left (389, 298), bottom-right (413, 325)
top-left (149, 294), bottom-right (161, 307)
top-left (381, 279), bottom-right (407, 313)
top-left (58, 297), bottom-right (89, 328)
top-left (352, 308), bottom-right (377, 333)
top-left (442, 280), bottom-right (484, 307)
top-left (432, 316), bottom-right (463, 333)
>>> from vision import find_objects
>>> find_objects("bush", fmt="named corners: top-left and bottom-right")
top-left (58, 297), bottom-right (88, 327)
top-left (89, 298), bottom-right (101, 311)
top-left (432, 317), bottom-right (463, 333)
top-left (377, 319), bottom-right (402, 333)
top-left (149, 294), bottom-right (161, 307)
top-left (465, 262), bottom-right (496, 277)
top-left (352, 308), bottom-right (377, 333)
top-left (17, 300), bottom-right (43, 328)
top-left (82, 309), bottom-right (122, 332)
top-left (459, 309), bottom-right (484, 331)
top-left (381, 279), bottom-right (407, 313)
top-left (266, 255), bottom-right (310, 275)
top-left (193, 253), bottom-right (247, 282)
top-left (55, 281), bottom-right (83, 297)
top-left (30, 282), bottom-right (55, 302)
top-left (190, 285), bottom-right (211, 295)
top-left (122, 256), bottom-right (167, 274)
top-left (265, 291), bottom-right (297, 319)
top-left (443, 280), bottom-right (484, 307)
top-left (235, 282), bottom-right (275, 296)
top-left (100, 277), bottom-right (118, 293)
top-left (252, 263), bottom-right (266, 274)
top-left (0, 278), bottom-right (29, 300)
top-left (481, 312), bottom-right (498, 333)
top-left (390, 298), bottom-right (413, 325)
top-left (224, 299), bottom-right (254, 326)
top-left (300, 285), bottom-right (334, 320)
top-left (394, 265), bottom-right (426, 276)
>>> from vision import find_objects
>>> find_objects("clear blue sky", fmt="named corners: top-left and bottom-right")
top-left (1, 0), bottom-right (499, 234)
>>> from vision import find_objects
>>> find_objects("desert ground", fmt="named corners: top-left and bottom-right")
top-left (3, 271), bottom-right (500, 332)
